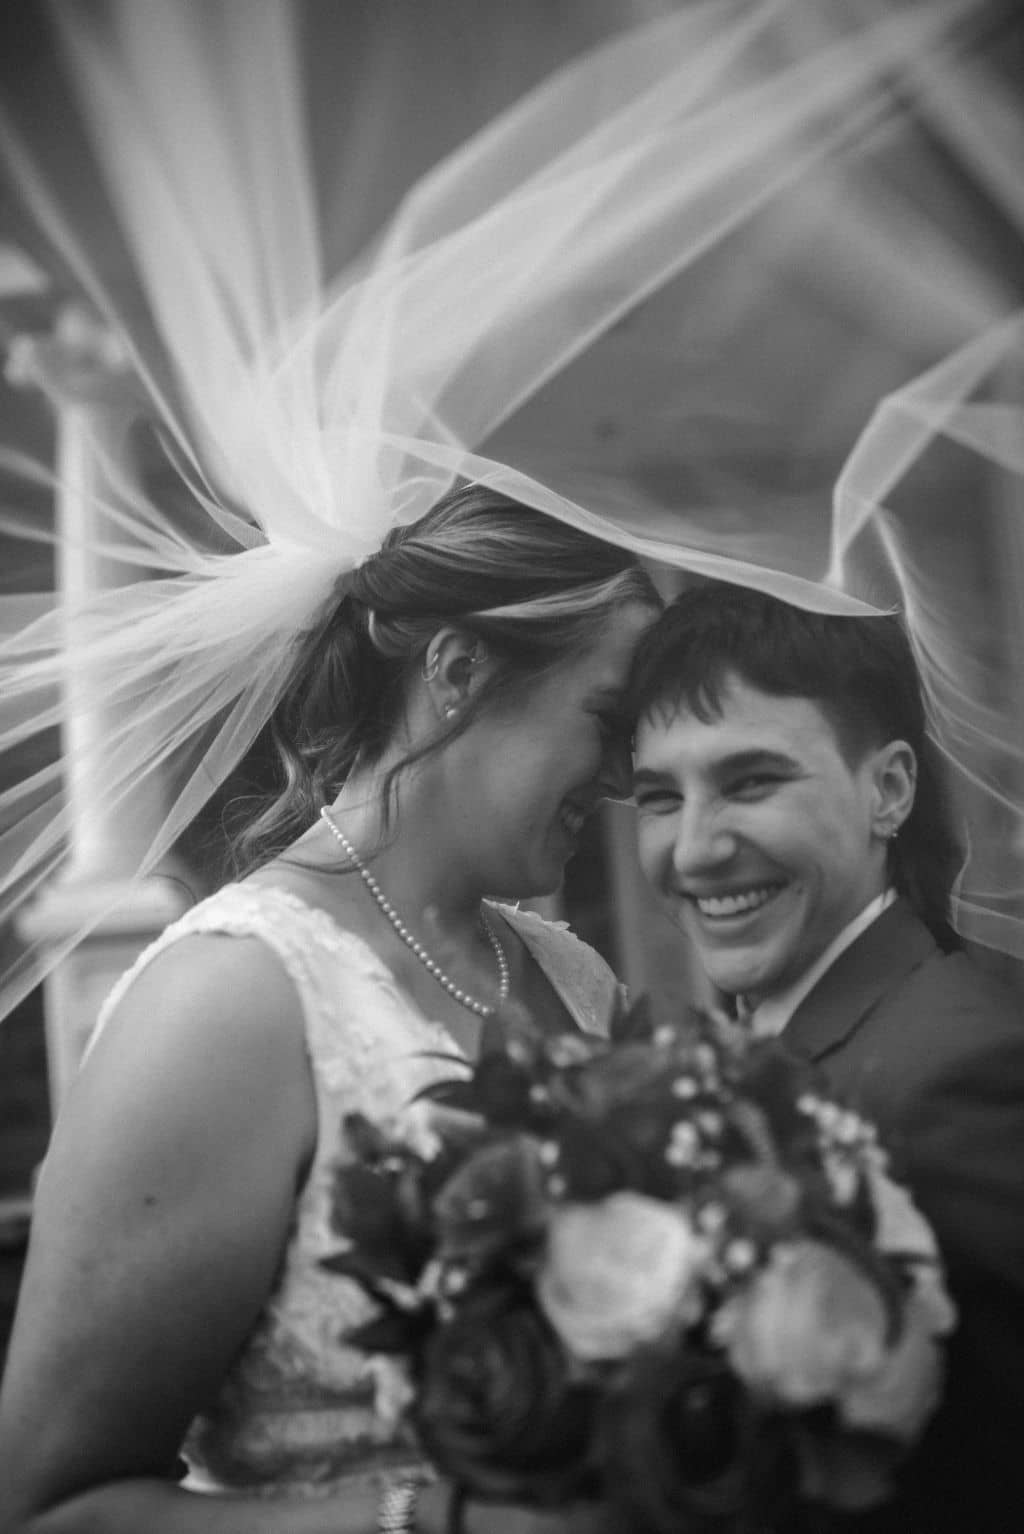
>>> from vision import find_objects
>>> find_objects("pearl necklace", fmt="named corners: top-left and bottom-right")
top-left (319, 807), bottom-right (511, 1019)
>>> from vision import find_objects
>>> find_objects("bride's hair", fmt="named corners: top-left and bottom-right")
top-left (231, 482), bottom-right (659, 871)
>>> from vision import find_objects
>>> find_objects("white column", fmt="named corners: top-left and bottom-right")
top-left (8, 305), bottom-right (189, 1111)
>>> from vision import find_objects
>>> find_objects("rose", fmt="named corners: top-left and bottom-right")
top-left (715, 1238), bottom-right (947, 1444)
top-left (839, 1288), bottom-right (946, 1442)
top-left (432, 1135), bottom-right (549, 1266)
top-left (537, 1193), bottom-right (708, 1361)
top-left (597, 1341), bottom-right (798, 1534)
top-left (719, 1162), bottom-right (802, 1240)
top-left (550, 1111), bottom-right (682, 1199)
top-left (545, 1045), bottom-right (704, 1198)
top-left (553, 1042), bottom-right (684, 1115)
top-left (414, 1281), bottom-right (596, 1503)
top-left (716, 1240), bottom-right (890, 1407)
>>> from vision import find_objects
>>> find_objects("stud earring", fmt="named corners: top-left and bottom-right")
top-left (444, 703), bottom-right (458, 720)
top-left (885, 823), bottom-right (900, 841)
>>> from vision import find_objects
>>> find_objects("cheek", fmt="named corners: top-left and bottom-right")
top-left (479, 750), bottom-right (555, 826)
top-left (798, 791), bottom-right (868, 864)
top-left (752, 792), bottom-right (851, 867)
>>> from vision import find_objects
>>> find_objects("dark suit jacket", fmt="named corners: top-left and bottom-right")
top-left (782, 900), bottom-right (1024, 1533)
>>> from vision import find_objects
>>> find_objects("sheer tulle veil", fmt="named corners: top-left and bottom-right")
top-left (0, 0), bottom-right (1022, 1017)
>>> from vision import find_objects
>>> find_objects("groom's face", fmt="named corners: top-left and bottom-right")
top-left (632, 673), bottom-right (890, 1003)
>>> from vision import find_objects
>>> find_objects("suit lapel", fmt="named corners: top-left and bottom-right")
top-left (782, 900), bottom-right (937, 1063)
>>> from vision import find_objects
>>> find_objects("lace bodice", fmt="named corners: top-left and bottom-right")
top-left (93, 883), bottom-right (619, 1497)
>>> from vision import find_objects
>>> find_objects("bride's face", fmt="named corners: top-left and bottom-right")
top-left (452, 600), bottom-right (656, 899)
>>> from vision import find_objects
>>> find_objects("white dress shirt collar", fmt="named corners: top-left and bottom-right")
top-left (744, 888), bottom-right (898, 1040)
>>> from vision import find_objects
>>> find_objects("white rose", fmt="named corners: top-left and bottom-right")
top-left (718, 1238), bottom-right (950, 1444)
top-left (715, 1240), bottom-right (889, 1405)
top-left (840, 1290), bottom-right (946, 1442)
top-left (536, 1192), bottom-right (708, 1361)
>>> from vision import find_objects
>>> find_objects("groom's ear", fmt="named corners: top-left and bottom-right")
top-left (870, 738), bottom-right (917, 836)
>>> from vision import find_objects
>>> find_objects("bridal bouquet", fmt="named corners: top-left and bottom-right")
top-left (322, 1002), bottom-right (954, 1531)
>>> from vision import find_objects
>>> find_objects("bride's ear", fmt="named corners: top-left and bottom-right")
top-left (420, 627), bottom-right (490, 724)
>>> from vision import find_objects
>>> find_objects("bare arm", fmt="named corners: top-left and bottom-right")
top-left (0, 933), bottom-right (332, 1532)
top-left (0, 935), bottom-right (607, 1534)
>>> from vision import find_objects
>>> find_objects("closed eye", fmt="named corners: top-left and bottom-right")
top-left (634, 787), bottom-right (681, 814)
top-left (726, 773), bottom-right (784, 800)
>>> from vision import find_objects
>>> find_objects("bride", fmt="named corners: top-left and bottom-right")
top-left (0, 482), bottom-right (659, 1531)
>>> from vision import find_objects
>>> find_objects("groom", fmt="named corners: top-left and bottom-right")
top-left (628, 583), bottom-right (1024, 1533)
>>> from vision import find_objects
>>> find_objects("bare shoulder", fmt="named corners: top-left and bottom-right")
top-left (70, 930), bottom-right (317, 1174)
top-left (94, 928), bottom-right (307, 1056)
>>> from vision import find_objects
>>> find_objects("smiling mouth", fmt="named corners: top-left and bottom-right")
top-left (691, 884), bottom-right (784, 919)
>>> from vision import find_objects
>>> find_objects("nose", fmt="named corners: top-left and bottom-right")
top-left (670, 801), bottom-right (736, 879)
top-left (596, 732), bottom-right (634, 802)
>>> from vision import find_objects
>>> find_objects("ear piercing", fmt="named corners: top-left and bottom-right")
top-left (423, 642), bottom-right (485, 681)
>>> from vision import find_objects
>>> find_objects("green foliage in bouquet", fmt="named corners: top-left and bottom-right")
top-left (321, 1000), bottom-right (954, 1532)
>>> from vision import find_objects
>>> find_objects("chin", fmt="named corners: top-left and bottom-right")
top-left (702, 949), bottom-right (787, 1001)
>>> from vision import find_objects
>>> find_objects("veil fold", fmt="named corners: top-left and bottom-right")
top-left (1, 0), bottom-right (1022, 1016)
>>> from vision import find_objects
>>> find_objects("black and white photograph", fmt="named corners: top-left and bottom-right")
top-left (0, 3), bottom-right (1022, 1530)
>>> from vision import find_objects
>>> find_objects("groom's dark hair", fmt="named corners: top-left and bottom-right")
top-left (628, 581), bottom-right (962, 950)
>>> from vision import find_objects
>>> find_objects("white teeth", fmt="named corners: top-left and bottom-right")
top-left (695, 886), bottom-right (779, 918)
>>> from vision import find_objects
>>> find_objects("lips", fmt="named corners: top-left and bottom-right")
top-left (690, 883), bottom-right (784, 919)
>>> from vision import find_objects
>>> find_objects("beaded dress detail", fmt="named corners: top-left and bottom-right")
top-left (91, 883), bottom-right (618, 1497)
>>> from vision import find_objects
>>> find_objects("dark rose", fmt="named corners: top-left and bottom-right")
top-left (554, 1102), bottom-right (687, 1200)
top-left (554, 1043), bottom-right (678, 1116)
top-left (433, 1135), bottom-right (549, 1267)
top-left (467, 1050), bottom-right (537, 1125)
top-left (597, 1341), bottom-right (798, 1534)
top-left (414, 1282), bottom-right (597, 1503)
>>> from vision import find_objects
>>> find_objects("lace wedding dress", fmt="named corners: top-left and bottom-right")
top-left (93, 882), bottom-right (619, 1497)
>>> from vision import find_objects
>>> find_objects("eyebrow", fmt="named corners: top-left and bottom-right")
top-left (632, 748), bottom-right (800, 788)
